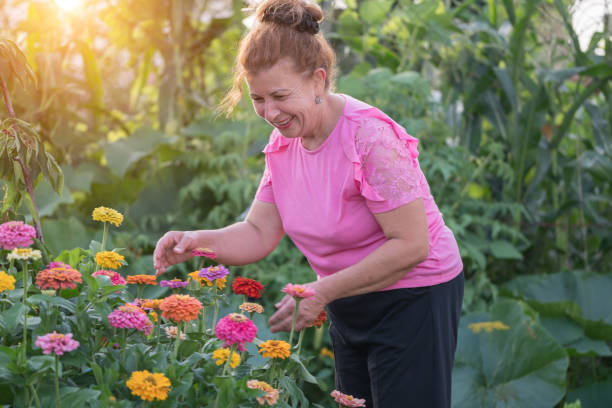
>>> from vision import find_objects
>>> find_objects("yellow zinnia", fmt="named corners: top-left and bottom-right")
top-left (188, 271), bottom-right (226, 290)
top-left (92, 206), bottom-right (124, 227)
top-left (0, 271), bottom-right (16, 292)
top-left (258, 340), bottom-right (291, 359)
top-left (96, 251), bottom-right (125, 270)
top-left (126, 370), bottom-right (170, 402)
top-left (212, 347), bottom-right (241, 368)
top-left (468, 321), bottom-right (510, 333)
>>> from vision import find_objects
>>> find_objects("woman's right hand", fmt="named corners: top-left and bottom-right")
top-left (154, 230), bottom-right (203, 276)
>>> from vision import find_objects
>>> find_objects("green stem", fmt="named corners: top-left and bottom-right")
top-left (296, 330), bottom-right (305, 357)
top-left (136, 285), bottom-right (143, 302)
top-left (211, 292), bottom-right (219, 332)
top-left (172, 322), bottom-right (182, 362)
top-left (22, 261), bottom-right (28, 362)
top-left (28, 384), bottom-right (41, 408)
top-left (54, 355), bottom-right (60, 408)
top-left (221, 344), bottom-right (236, 376)
top-left (288, 299), bottom-right (300, 346)
top-left (121, 330), bottom-right (127, 365)
top-left (101, 222), bottom-right (109, 252)
top-left (199, 306), bottom-right (206, 333)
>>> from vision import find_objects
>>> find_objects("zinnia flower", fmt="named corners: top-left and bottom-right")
top-left (149, 311), bottom-right (158, 323)
top-left (108, 304), bottom-right (153, 335)
top-left (160, 294), bottom-right (202, 322)
top-left (0, 271), bottom-right (16, 292)
top-left (308, 310), bottom-right (328, 328)
top-left (34, 331), bottom-right (79, 356)
top-left (282, 283), bottom-right (316, 299)
top-left (212, 347), bottom-right (241, 368)
top-left (160, 279), bottom-right (189, 288)
top-left (239, 302), bottom-right (264, 314)
top-left (140, 299), bottom-right (163, 310)
top-left (7, 248), bottom-right (42, 261)
top-left (92, 206), bottom-right (124, 227)
top-left (126, 370), bottom-right (171, 402)
top-left (188, 271), bottom-right (226, 289)
top-left (320, 347), bottom-right (334, 359)
top-left (232, 276), bottom-right (264, 299)
top-left (468, 321), bottom-right (510, 333)
top-left (35, 265), bottom-right (83, 290)
top-left (199, 265), bottom-right (229, 281)
top-left (92, 269), bottom-right (127, 285)
top-left (247, 380), bottom-right (280, 406)
top-left (96, 251), bottom-right (125, 269)
top-left (258, 340), bottom-right (291, 359)
top-left (0, 221), bottom-right (36, 250)
top-left (126, 275), bottom-right (157, 285)
top-left (215, 313), bottom-right (257, 352)
top-left (330, 390), bottom-right (366, 407)
top-left (164, 326), bottom-right (186, 340)
top-left (191, 247), bottom-right (216, 259)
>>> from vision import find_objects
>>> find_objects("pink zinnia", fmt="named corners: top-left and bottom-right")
top-left (191, 247), bottom-right (216, 259)
top-left (35, 331), bottom-right (80, 356)
top-left (215, 313), bottom-right (257, 352)
top-left (92, 270), bottom-right (127, 285)
top-left (282, 283), bottom-right (316, 299)
top-left (331, 390), bottom-right (366, 407)
top-left (0, 221), bottom-right (36, 250)
top-left (108, 304), bottom-right (153, 335)
top-left (198, 265), bottom-right (229, 281)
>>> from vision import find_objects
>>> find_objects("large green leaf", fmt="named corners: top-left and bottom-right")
top-left (502, 271), bottom-right (612, 340)
top-left (452, 300), bottom-right (568, 408)
top-left (566, 381), bottom-right (612, 408)
top-left (104, 127), bottom-right (172, 177)
top-left (31, 180), bottom-right (73, 218)
top-left (41, 217), bottom-right (91, 255)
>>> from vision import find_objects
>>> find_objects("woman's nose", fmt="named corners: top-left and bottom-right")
top-left (263, 101), bottom-right (280, 122)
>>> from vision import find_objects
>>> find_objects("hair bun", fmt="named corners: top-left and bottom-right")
top-left (257, 0), bottom-right (323, 35)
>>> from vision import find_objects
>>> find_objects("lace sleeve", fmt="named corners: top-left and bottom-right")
top-left (355, 118), bottom-right (423, 213)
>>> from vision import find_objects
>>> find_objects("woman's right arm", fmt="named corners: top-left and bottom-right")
top-left (154, 200), bottom-right (284, 275)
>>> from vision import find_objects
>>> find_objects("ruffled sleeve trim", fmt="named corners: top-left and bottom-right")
top-left (262, 130), bottom-right (291, 154)
top-left (340, 96), bottom-right (420, 203)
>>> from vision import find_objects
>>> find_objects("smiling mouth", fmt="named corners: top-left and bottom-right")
top-left (273, 117), bottom-right (293, 128)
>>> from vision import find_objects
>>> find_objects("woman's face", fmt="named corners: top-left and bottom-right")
top-left (245, 58), bottom-right (324, 141)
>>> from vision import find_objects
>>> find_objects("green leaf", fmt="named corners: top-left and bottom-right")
top-left (60, 387), bottom-right (101, 407)
top-left (452, 300), bottom-right (568, 408)
top-left (30, 179), bottom-right (73, 218)
top-left (503, 271), bottom-right (612, 340)
top-left (489, 240), bottom-right (523, 260)
top-left (289, 353), bottom-right (318, 384)
top-left (41, 217), bottom-right (90, 255)
top-left (29, 294), bottom-right (76, 313)
top-left (359, 0), bottom-right (393, 26)
top-left (104, 127), bottom-right (172, 177)
top-left (1, 302), bottom-right (25, 333)
top-left (566, 381), bottom-right (612, 408)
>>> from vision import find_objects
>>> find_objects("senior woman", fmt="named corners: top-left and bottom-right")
top-left (154, 0), bottom-right (463, 406)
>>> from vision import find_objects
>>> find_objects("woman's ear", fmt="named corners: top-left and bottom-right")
top-left (313, 67), bottom-right (327, 92)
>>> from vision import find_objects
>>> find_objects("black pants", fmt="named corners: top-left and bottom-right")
top-left (326, 271), bottom-right (464, 408)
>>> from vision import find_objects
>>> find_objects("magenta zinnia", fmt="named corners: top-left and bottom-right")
top-left (108, 304), bottom-right (153, 335)
top-left (160, 279), bottom-right (189, 289)
top-left (215, 313), bottom-right (257, 352)
top-left (282, 283), bottom-right (316, 299)
top-left (0, 221), bottom-right (36, 250)
top-left (191, 247), bottom-right (216, 259)
top-left (92, 269), bottom-right (127, 285)
top-left (35, 331), bottom-right (80, 356)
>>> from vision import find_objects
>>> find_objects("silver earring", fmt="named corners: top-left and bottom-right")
top-left (315, 96), bottom-right (322, 104)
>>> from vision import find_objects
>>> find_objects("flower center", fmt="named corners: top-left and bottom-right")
top-left (229, 313), bottom-right (247, 322)
top-left (144, 375), bottom-right (157, 385)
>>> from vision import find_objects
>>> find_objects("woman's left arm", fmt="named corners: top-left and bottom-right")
top-left (269, 197), bottom-right (429, 332)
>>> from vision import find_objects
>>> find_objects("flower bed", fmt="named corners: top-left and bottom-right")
top-left (0, 209), bottom-right (360, 407)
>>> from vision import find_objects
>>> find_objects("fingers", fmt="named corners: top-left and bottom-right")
top-left (153, 231), bottom-right (193, 276)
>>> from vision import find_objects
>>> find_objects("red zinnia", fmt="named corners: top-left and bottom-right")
top-left (232, 277), bottom-right (264, 299)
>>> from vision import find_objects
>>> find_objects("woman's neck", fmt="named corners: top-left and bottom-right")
top-left (301, 93), bottom-right (346, 151)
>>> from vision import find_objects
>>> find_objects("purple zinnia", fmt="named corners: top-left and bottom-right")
top-left (160, 279), bottom-right (189, 289)
top-left (0, 221), bottom-right (36, 250)
top-left (198, 265), bottom-right (229, 281)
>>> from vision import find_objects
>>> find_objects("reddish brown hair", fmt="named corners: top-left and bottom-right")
top-left (220, 0), bottom-right (336, 115)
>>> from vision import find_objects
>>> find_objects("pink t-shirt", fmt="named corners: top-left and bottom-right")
top-left (255, 94), bottom-right (462, 290)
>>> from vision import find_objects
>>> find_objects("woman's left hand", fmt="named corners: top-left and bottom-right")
top-left (268, 283), bottom-right (327, 333)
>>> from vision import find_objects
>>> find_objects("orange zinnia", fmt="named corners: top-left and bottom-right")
top-left (160, 294), bottom-right (202, 322)
top-left (126, 275), bottom-right (157, 285)
top-left (140, 299), bottom-right (164, 310)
